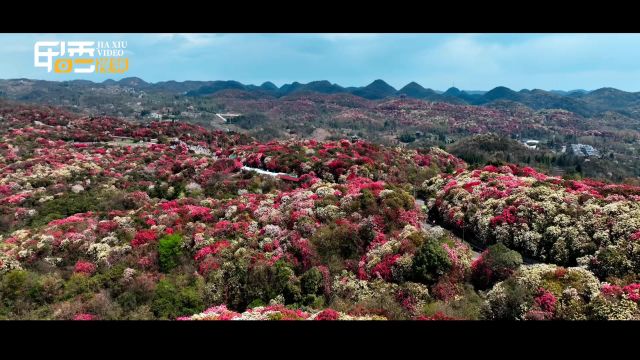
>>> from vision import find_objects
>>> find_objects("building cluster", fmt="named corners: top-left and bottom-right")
top-left (570, 143), bottom-right (600, 157)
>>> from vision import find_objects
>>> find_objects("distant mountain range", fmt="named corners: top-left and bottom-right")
top-left (5, 77), bottom-right (640, 118)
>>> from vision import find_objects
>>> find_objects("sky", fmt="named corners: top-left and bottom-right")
top-left (3, 33), bottom-right (640, 91)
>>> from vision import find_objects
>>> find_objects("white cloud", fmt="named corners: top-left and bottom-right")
top-left (316, 33), bottom-right (381, 41)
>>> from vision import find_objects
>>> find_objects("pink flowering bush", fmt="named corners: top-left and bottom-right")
top-left (131, 230), bottom-right (157, 247)
top-left (623, 284), bottom-right (640, 303)
top-left (314, 308), bottom-right (340, 320)
top-left (74, 261), bottom-right (96, 275)
top-left (73, 313), bottom-right (97, 320)
top-left (533, 287), bottom-right (557, 313)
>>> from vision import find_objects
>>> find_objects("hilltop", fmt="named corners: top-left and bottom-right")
top-left (3, 78), bottom-right (640, 183)
top-left (6, 78), bottom-right (640, 118)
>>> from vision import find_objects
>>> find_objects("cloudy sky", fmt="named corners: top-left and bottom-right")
top-left (3, 33), bottom-right (640, 91)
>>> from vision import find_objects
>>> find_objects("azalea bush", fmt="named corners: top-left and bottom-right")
top-left (483, 264), bottom-right (639, 320)
top-left (471, 243), bottom-right (523, 290)
top-left (424, 164), bottom-right (640, 280)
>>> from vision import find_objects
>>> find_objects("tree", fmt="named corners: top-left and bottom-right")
top-left (471, 243), bottom-right (522, 290)
top-left (158, 233), bottom-right (184, 273)
top-left (311, 223), bottom-right (369, 271)
top-left (411, 238), bottom-right (452, 285)
top-left (152, 277), bottom-right (204, 319)
top-left (398, 133), bottom-right (416, 143)
top-left (246, 260), bottom-right (301, 306)
top-left (300, 267), bottom-right (324, 296)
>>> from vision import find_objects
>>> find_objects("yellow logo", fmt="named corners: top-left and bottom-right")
top-left (34, 41), bottom-right (129, 74)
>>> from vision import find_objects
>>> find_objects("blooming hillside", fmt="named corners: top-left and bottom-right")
top-left (0, 102), bottom-right (473, 320)
top-left (0, 101), bottom-right (638, 320)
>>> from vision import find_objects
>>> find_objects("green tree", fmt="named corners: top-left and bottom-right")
top-left (311, 223), bottom-right (369, 272)
top-left (411, 238), bottom-right (452, 285)
top-left (300, 267), bottom-right (324, 296)
top-left (471, 243), bottom-right (523, 290)
top-left (246, 260), bottom-right (301, 306)
top-left (399, 133), bottom-right (416, 143)
top-left (158, 233), bottom-right (184, 273)
top-left (152, 277), bottom-right (204, 319)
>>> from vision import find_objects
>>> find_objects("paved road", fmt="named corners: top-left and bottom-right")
top-left (240, 166), bottom-right (288, 177)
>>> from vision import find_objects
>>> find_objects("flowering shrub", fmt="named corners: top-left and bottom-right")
top-left (313, 308), bottom-right (340, 320)
top-left (74, 261), bottom-right (96, 275)
top-left (601, 283), bottom-right (624, 298)
top-left (178, 304), bottom-right (386, 320)
top-left (623, 284), bottom-right (640, 303)
top-left (424, 165), bottom-right (640, 278)
top-left (533, 288), bottom-right (557, 313)
top-left (73, 313), bottom-right (97, 320)
top-left (131, 230), bottom-right (157, 248)
top-left (485, 264), bottom-right (612, 320)
top-left (591, 283), bottom-right (640, 320)
top-left (471, 243), bottom-right (522, 290)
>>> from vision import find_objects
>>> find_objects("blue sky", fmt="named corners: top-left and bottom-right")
top-left (4, 33), bottom-right (640, 91)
